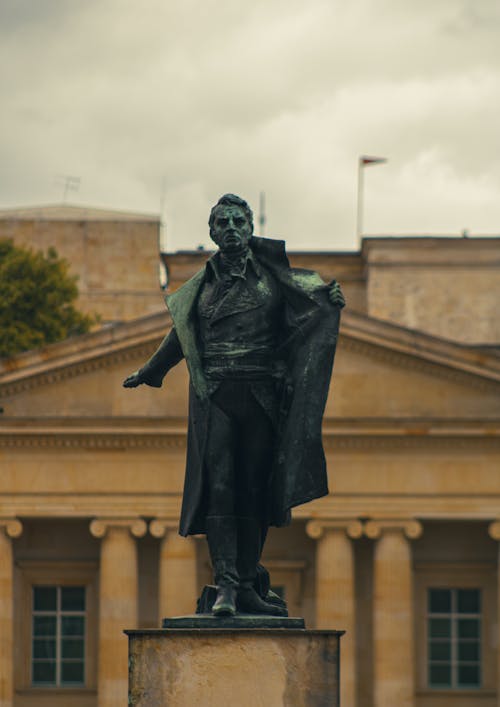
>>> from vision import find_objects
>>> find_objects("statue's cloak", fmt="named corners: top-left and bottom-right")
top-left (163, 237), bottom-right (341, 536)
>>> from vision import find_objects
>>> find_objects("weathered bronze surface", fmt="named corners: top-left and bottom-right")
top-left (124, 194), bottom-right (344, 618)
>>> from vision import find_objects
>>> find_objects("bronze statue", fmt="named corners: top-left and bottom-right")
top-left (124, 194), bottom-right (344, 617)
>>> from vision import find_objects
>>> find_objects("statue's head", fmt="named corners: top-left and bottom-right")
top-left (209, 194), bottom-right (253, 254)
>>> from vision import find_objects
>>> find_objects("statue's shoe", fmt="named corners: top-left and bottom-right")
top-left (237, 586), bottom-right (288, 617)
top-left (212, 586), bottom-right (237, 616)
top-left (264, 589), bottom-right (288, 610)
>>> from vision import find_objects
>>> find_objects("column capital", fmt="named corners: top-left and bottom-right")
top-left (306, 519), bottom-right (364, 540)
top-left (0, 517), bottom-right (23, 538)
top-left (488, 520), bottom-right (500, 540)
top-left (89, 517), bottom-right (147, 539)
top-left (365, 518), bottom-right (423, 540)
top-left (149, 518), bottom-right (179, 538)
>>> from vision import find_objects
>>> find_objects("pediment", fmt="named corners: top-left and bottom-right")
top-left (0, 312), bottom-right (189, 418)
top-left (328, 311), bottom-right (500, 419)
top-left (1, 310), bottom-right (499, 420)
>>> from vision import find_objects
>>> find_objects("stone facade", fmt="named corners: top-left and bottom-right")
top-left (363, 237), bottom-right (500, 345)
top-left (0, 226), bottom-right (499, 707)
top-left (0, 205), bottom-right (163, 324)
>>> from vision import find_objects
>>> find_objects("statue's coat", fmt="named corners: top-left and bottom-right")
top-left (142, 237), bottom-right (341, 536)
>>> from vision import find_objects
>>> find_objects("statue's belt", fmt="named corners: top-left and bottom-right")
top-left (202, 352), bottom-right (273, 373)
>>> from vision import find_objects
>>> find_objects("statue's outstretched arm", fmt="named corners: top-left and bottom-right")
top-left (123, 327), bottom-right (184, 389)
top-left (328, 280), bottom-right (346, 309)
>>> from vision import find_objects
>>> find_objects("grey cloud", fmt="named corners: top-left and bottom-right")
top-left (1, 0), bottom-right (500, 249)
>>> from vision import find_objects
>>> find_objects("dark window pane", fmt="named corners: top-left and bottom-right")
top-left (458, 664), bottom-right (480, 686)
top-left (428, 589), bottom-right (451, 614)
top-left (429, 618), bottom-right (451, 638)
top-left (458, 641), bottom-right (480, 662)
top-left (458, 589), bottom-right (480, 614)
top-left (61, 616), bottom-right (84, 636)
top-left (62, 638), bottom-right (84, 659)
top-left (32, 661), bottom-right (56, 684)
top-left (61, 587), bottom-right (85, 612)
top-left (429, 664), bottom-right (451, 687)
top-left (458, 619), bottom-right (480, 639)
top-left (33, 616), bottom-right (56, 636)
top-left (33, 587), bottom-right (57, 611)
top-left (429, 641), bottom-right (451, 661)
top-left (61, 661), bottom-right (84, 684)
top-left (33, 638), bottom-right (56, 659)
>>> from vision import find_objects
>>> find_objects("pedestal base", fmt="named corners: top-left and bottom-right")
top-left (126, 628), bottom-right (344, 707)
top-left (162, 614), bottom-right (305, 629)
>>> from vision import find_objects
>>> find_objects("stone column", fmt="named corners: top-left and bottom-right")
top-left (306, 519), bottom-right (362, 707)
top-left (365, 519), bottom-right (422, 707)
top-left (0, 518), bottom-right (22, 707)
top-left (90, 518), bottom-right (147, 707)
top-left (488, 521), bottom-right (500, 707)
top-left (150, 519), bottom-right (198, 621)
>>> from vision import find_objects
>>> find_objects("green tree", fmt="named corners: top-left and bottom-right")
top-left (0, 239), bottom-right (98, 358)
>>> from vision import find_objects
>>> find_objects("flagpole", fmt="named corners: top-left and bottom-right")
top-left (356, 155), bottom-right (387, 248)
top-left (356, 157), bottom-right (363, 246)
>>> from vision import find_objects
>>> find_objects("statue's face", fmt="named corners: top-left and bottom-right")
top-left (210, 204), bottom-right (252, 254)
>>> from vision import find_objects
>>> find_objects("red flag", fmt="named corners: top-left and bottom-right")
top-left (360, 156), bottom-right (387, 166)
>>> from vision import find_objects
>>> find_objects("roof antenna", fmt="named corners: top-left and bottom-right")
top-left (54, 175), bottom-right (81, 203)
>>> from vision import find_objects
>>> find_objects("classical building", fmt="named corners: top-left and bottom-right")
top-left (0, 204), bottom-right (162, 323)
top-left (0, 208), bottom-right (499, 707)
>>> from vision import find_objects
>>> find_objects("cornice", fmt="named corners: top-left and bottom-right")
top-left (324, 436), bottom-right (500, 451)
top-left (0, 494), bottom-right (183, 520)
top-left (1, 492), bottom-right (500, 522)
top-left (294, 495), bottom-right (500, 521)
top-left (1, 417), bottom-right (500, 450)
top-left (2, 436), bottom-right (500, 452)
top-left (340, 330), bottom-right (500, 392)
top-left (0, 339), bottom-right (163, 398)
top-left (0, 432), bottom-right (186, 449)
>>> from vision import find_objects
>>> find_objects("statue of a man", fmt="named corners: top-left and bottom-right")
top-left (124, 194), bottom-right (344, 617)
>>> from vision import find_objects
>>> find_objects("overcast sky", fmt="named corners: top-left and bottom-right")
top-left (1, 0), bottom-right (499, 250)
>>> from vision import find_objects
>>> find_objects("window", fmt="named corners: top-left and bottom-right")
top-left (427, 588), bottom-right (481, 689)
top-left (32, 586), bottom-right (86, 687)
top-left (14, 561), bottom-right (97, 693)
top-left (415, 564), bottom-right (496, 696)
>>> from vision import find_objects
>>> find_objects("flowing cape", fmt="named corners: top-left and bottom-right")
top-left (164, 237), bottom-right (341, 535)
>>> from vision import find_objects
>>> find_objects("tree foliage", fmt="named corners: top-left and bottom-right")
top-left (0, 239), bottom-right (98, 358)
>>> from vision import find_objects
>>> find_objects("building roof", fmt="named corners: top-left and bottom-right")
top-left (0, 204), bottom-right (160, 222)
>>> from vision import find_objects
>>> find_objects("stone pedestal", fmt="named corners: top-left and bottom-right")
top-left (126, 628), bottom-right (344, 707)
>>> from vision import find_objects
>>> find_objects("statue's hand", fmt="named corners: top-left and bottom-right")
top-left (123, 371), bottom-right (145, 388)
top-left (329, 281), bottom-right (346, 309)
